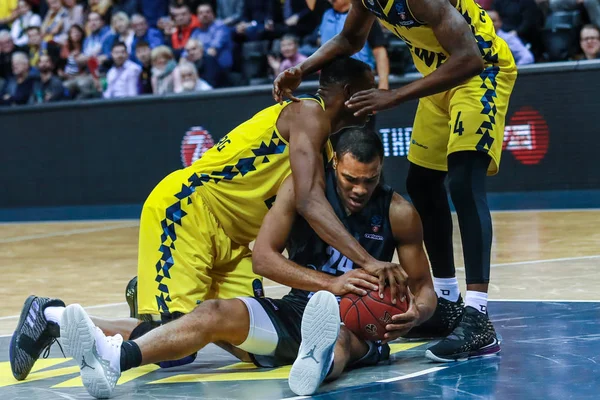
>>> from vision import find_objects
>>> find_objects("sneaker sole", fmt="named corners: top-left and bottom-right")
top-left (9, 295), bottom-right (37, 380)
top-left (425, 341), bottom-right (501, 363)
top-left (288, 291), bottom-right (340, 396)
top-left (60, 304), bottom-right (115, 399)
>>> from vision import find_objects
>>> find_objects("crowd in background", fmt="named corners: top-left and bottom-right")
top-left (0, 0), bottom-right (598, 107)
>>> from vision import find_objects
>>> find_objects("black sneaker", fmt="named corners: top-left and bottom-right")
top-left (125, 276), bottom-right (138, 319)
top-left (425, 306), bottom-right (500, 362)
top-left (404, 295), bottom-right (464, 339)
top-left (10, 296), bottom-right (66, 380)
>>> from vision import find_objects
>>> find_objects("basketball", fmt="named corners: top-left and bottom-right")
top-left (340, 287), bottom-right (410, 341)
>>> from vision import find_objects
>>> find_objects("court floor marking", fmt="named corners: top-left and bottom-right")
top-left (0, 222), bottom-right (139, 243)
top-left (281, 366), bottom-right (449, 400)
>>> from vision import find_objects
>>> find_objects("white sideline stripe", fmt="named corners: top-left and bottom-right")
top-left (0, 223), bottom-right (139, 243)
top-left (280, 366), bottom-right (447, 400)
top-left (455, 254), bottom-right (600, 271)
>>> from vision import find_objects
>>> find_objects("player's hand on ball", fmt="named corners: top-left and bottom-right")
top-left (329, 269), bottom-right (379, 297)
top-left (272, 67), bottom-right (303, 104)
top-left (346, 88), bottom-right (399, 117)
top-left (363, 260), bottom-right (408, 305)
top-left (383, 287), bottom-right (419, 343)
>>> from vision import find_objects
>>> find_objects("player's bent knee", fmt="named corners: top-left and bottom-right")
top-left (192, 299), bottom-right (250, 343)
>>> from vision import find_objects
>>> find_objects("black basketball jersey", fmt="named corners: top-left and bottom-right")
top-left (284, 168), bottom-right (397, 303)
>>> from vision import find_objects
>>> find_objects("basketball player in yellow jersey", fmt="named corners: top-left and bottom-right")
top-left (9, 57), bottom-right (409, 383)
top-left (274, 0), bottom-right (517, 362)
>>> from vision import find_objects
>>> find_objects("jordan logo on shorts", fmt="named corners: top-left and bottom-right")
top-left (81, 356), bottom-right (95, 370)
top-left (301, 345), bottom-right (319, 364)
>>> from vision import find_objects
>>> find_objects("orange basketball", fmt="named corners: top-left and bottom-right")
top-left (340, 286), bottom-right (409, 341)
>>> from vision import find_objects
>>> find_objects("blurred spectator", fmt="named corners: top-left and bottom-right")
top-left (63, 0), bottom-right (85, 33)
top-left (139, 0), bottom-right (169, 28)
top-left (86, 0), bottom-right (113, 26)
top-left (578, 23), bottom-right (600, 59)
top-left (10, 0), bottom-right (42, 47)
top-left (83, 12), bottom-right (110, 58)
top-left (135, 39), bottom-right (153, 93)
top-left (0, 30), bottom-right (18, 79)
top-left (550, 0), bottom-right (600, 28)
top-left (488, 9), bottom-right (535, 65)
top-left (131, 13), bottom-right (163, 62)
top-left (217, 0), bottom-right (243, 26)
top-left (319, 0), bottom-right (389, 89)
top-left (182, 38), bottom-right (220, 86)
top-left (235, 0), bottom-right (275, 41)
top-left (102, 12), bottom-right (135, 56)
top-left (111, 0), bottom-right (141, 17)
top-left (192, 3), bottom-right (233, 70)
top-left (157, 15), bottom-right (175, 47)
top-left (0, 51), bottom-right (36, 105)
top-left (170, 3), bottom-right (199, 51)
top-left (35, 53), bottom-right (65, 102)
top-left (174, 60), bottom-right (212, 92)
top-left (281, 0), bottom-right (318, 38)
top-left (103, 41), bottom-right (140, 98)
top-left (64, 55), bottom-right (102, 98)
top-left (25, 26), bottom-right (61, 68)
top-left (0, 0), bottom-right (18, 30)
top-left (41, 0), bottom-right (69, 45)
top-left (150, 44), bottom-right (176, 94)
top-left (494, 0), bottom-right (544, 53)
top-left (60, 24), bottom-right (85, 77)
top-left (267, 34), bottom-right (306, 75)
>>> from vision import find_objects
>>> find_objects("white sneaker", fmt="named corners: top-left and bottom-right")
top-left (60, 304), bottom-right (122, 399)
top-left (288, 291), bottom-right (340, 396)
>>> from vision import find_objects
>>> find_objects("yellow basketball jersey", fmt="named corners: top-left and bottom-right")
top-left (362, 0), bottom-right (514, 75)
top-left (186, 95), bottom-right (332, 245)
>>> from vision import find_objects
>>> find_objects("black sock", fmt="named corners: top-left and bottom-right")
top-left (406, 162), bottom-right (456, 278)
top-left (120, 340), bottom-right (142, 372)
top-left (447, 151), bottom-right (492, 284)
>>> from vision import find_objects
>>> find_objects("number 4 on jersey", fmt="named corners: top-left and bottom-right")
top-left (453, 111), bottom-right (464, 136)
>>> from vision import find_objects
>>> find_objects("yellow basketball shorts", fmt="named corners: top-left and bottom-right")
top-left (408, 64), bottom-right (517, 175)
top-left (137, 169), bottom-right (262, 316)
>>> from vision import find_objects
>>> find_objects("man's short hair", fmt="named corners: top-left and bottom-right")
top-left (319, 57), bottom-right (372, 88)
top-left (12, 51), bottom-right (29, 64)
top-left (136, 39), bottom-right (150, 49)
top-left (280, 34), bottom-right (299, 45)
top-left (112, 41), bottom-right (127, 51)
top-left (334, 128), bottom-right (384, 163)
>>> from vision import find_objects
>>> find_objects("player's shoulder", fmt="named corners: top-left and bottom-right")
top-left (389, 192), bottom-right (422, 234)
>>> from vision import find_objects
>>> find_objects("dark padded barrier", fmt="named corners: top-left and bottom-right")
top-left (1, 61), bottom-right (599, 208)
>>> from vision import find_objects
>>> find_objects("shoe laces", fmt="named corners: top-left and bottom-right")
top-left (42, 337), bottom-right (66, 359)
top-left (447, 311), bottom-right (480, 341)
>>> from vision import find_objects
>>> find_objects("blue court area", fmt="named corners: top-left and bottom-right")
top-left (2, 300), bottom-right (599, 399)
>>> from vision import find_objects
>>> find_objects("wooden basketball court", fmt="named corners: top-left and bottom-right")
top-left (1, 209), bottom-right (600, 399)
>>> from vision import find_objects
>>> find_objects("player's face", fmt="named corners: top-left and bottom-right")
top-left (334, 152), bottom-right (382, 214)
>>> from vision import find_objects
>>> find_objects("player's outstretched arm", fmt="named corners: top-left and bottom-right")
top-left (382, 194), bottom-right (437, 342)
top-left (346, 0), bottom-right (485, 116)
top-left (252, 177), bottom-right (378, 296)
top-left (285, 101), bottom-right (407, 301)
top-left (272, 0), bottom-right (375, 103)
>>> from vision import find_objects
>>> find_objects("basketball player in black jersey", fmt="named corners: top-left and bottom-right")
top-left (54, 128), bottom-right (436, 398)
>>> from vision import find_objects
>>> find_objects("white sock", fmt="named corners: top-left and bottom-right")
top-left (465, 291), bottom-right (488, 314)
top-left (433, 277), bottom-right (460, 302)
top-left (44, 306), bottom-right (65, 325)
